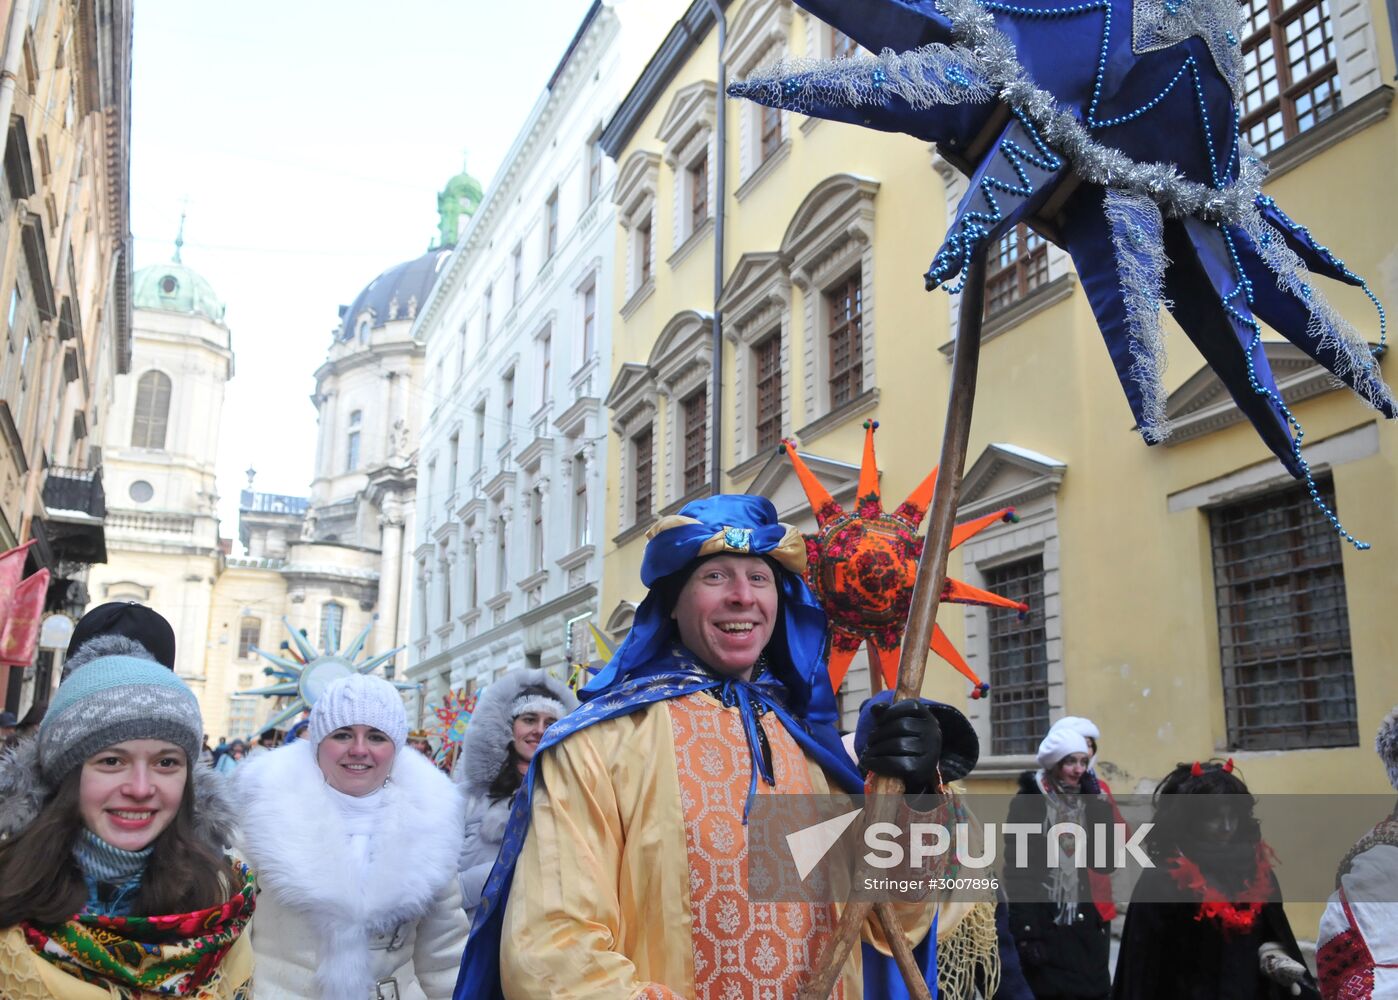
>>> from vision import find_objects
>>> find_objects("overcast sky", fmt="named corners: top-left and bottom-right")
top-left (129, 0), bottom-right (597, 545)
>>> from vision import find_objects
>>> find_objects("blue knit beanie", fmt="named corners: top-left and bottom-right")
top-left (38, 654), bottom-right (203, 783)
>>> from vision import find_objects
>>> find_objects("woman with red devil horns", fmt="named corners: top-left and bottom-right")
top-left (1112, 759), bottom-right (1318, 999)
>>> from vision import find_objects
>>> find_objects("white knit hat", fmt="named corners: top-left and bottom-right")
top-left (308, 674), bottom-right (408, 750)
top-left (1036, 727), bottom-right (1091, 771)
top-left (1049, 715), bottom-right (1100, 742)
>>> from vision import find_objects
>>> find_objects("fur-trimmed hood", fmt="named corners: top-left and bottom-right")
top-left (453, 668), bottom-right (577, 799)
top-left (1378, 705), bottom-right (1398, 791)
top-left (235, 739), bottom-right (464, 999)
top-left (0, 734), bottom-right (238, 848)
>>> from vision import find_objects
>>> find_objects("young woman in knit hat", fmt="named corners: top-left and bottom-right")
top-left (236, 672), bottom-right (467, 999)
top-left (1003, 726), bottom-right (1115, 1000)
top-left (0, 651), bottom-right (254, 998)
top-left (452, 668), bottom-right (577, 917)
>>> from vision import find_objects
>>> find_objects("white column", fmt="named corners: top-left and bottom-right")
top-left (377, 496), bottom-right (406, 658)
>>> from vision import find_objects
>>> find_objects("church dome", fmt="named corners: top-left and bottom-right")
top-left (338, 248), bottom-right (452, 342)
top-left (132, 261), bottom-right (226, 323)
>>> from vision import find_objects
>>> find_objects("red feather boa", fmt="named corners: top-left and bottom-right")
top-left (1164, 842), bottom-right (1276, 936)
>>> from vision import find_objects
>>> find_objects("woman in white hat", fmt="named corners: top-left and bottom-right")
top-left (1003, 726), bottom-right (1115, 1000)
top-left (237, 673), bottom-right (466, 999)
top-left (453, 668), bottom-right (576, 917)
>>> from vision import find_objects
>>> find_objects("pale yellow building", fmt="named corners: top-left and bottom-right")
top-left (598, 0), bottom-right (1398, 832)
top-left (0, 0), bottom-right (133, 713)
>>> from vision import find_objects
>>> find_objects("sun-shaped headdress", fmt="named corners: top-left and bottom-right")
top-left (783, 420), bottom-right (1027, 698)
top-left (237, 615), bottom-right (414, 739)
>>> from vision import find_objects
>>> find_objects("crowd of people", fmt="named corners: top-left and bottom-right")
top-left (0, 494), bottom-right (1391, 999)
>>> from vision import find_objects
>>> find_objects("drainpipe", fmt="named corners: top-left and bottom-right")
top-left (703, 0), bottom-right (726, 496)
top-left (0, 0), bottom-right (30, 166)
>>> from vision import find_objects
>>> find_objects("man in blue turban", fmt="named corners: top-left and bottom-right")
top-left (455, 494), bottom-right (971, 999)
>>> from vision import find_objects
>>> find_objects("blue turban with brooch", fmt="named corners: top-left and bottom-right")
top-left (584, 494), bottom-right (839, 726)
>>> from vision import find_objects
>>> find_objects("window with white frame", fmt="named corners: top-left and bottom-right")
top-left (538, 328), bottom-right (552, 407)
top-left (483, 284), bottom-right (493, 339)
top-left (448, 430), bottom-right (460, 493)
top-left (345, 410), bottom-right (362, 472)
top-left (501, 369), bottom-right (515, 444)
top-left (656, 80), bottom-right (716, 251)
top-left (586, 132), bottom-right (604, 204)
top-left (237, 617), bottom-right (261, 660)
top-left (544, 189), bottom-right (560, 260)
top-left (614, 150), bottom-right (660, 305)
top-left (530, 483), bottom-right (546, 573)
top-left (720, 251), bottom-right (792, 463)
top-left (783, 174), bottom-right (879, 422)
top-left (511, 243), bottom-right (523, 306)
top-left (604, 362), bottom-right (659, 531)
top-left (580, 279), bottom-right (597, 365)
top-left (494, 513), bottom-right (509, 592)
top-left (729, 0), bottom-right (794, 184)
top-left (131, 370), bottom-right (172, 449)
top-left (472, 402), bottom-right (487, 470)
top-left (953, 443), bottom-right (1067, 759)
top-left (647, 310), bottom-right (713, 506)
top-left (572, 451), bottom-right (590, 547)
top-left (320, 601), bottom-right (345, 651)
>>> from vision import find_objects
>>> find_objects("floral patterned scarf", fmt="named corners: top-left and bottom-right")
top-left (20, 858), bottom-right (255, 997)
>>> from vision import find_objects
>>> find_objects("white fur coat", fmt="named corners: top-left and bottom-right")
top-left (236, 740), bottom-right (467, 999)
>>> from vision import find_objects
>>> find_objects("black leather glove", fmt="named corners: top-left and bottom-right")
top-left (858, 699), bottom-right (943, 794)
top-left (1079, 770), bottom-right (1102, 795)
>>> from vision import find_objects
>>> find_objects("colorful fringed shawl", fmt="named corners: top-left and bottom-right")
top-left (21, 859), bottom-right (255, 997)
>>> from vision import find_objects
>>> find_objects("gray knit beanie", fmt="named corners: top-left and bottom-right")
top-left (308, 673), bottom-right (408, 749)
top-left (38, 654), bottom-right (203, 784)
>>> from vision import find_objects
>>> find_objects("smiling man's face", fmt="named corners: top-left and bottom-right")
top-left (671, 555), bottom-right (778, 681)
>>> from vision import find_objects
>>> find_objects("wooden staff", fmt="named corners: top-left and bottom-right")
top-left (798, 247), bottom-right (989, 1000)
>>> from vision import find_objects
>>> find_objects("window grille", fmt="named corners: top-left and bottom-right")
top-left (826, 271), bottom-right (864, 408)
top-left (237, 618), bottom-right (261, 660)
top-left (754, 333), bottom-right (782, 451)
top-left (760, 104), bottom-right (782, 161)
top-left (633, 426), bottom-right (653, 522)
top-left (689, 155), bottom-right (708, 233)
top-left (683, 391), bottom-right (707, 495)
top-left (1210, 476), bottom-right (1357, 750)
top-left (985, 556), bottom-right (1050, 756)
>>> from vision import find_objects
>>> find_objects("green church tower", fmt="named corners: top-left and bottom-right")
top-left (436, 158), bottom-right (484, 247)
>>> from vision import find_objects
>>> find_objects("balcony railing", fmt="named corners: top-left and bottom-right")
top-left (239, 490), bottom-right (310, 515)
top-left (43, 465), bottom-right (106, 518)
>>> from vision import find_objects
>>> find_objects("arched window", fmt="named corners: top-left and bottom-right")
top-left (131, 370), bottom-right (172, 449)
top-left (320, 601), bottom-right (345, 651)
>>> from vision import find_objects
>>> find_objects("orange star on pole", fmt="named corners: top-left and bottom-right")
top-left (782, 420), bottom-right (1028, 699)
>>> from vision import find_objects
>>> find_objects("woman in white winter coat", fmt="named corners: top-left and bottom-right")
top-left (454, 668), bottom-right (576, 914)
top-left (237, 673), bottom-right (467, 1000)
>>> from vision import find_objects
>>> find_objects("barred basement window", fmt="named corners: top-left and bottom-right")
top-left (682, 390), bottom-right (708, 495)
top-left (1240, 0), bottom-right (1339, 155)
top-left (985, 224), bottom-right (1048, 317)
top-left (1210, 476), bottom-right (1357, 750)
top-left (984, 556), bottom-right (1050, 757)
top-left (754, 333), bottom-right (783, 452)
top-left (632, 426), bottom-right (654, 522)
top-left (826, 271), bottom-right (864, 409)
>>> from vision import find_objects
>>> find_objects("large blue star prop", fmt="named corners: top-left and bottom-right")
top-left (730, 0), bottom-right (1393, 547)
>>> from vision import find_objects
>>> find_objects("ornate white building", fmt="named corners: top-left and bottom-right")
top-left (406, 0), bottom-right (683, 701)
top-left (87, 253), bottom-right (235, 730)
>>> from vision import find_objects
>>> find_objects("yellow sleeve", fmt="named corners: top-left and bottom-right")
top-left (500, 725), bottom-right (685, 1000)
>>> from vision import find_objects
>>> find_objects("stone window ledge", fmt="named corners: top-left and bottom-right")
top-left (793, 388), bottom-right (880, 446)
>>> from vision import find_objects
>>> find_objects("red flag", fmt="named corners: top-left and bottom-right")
top-left (0, 568), bottom-right (49, 667)
top-left (0, 540), bottom-right (37, 624)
